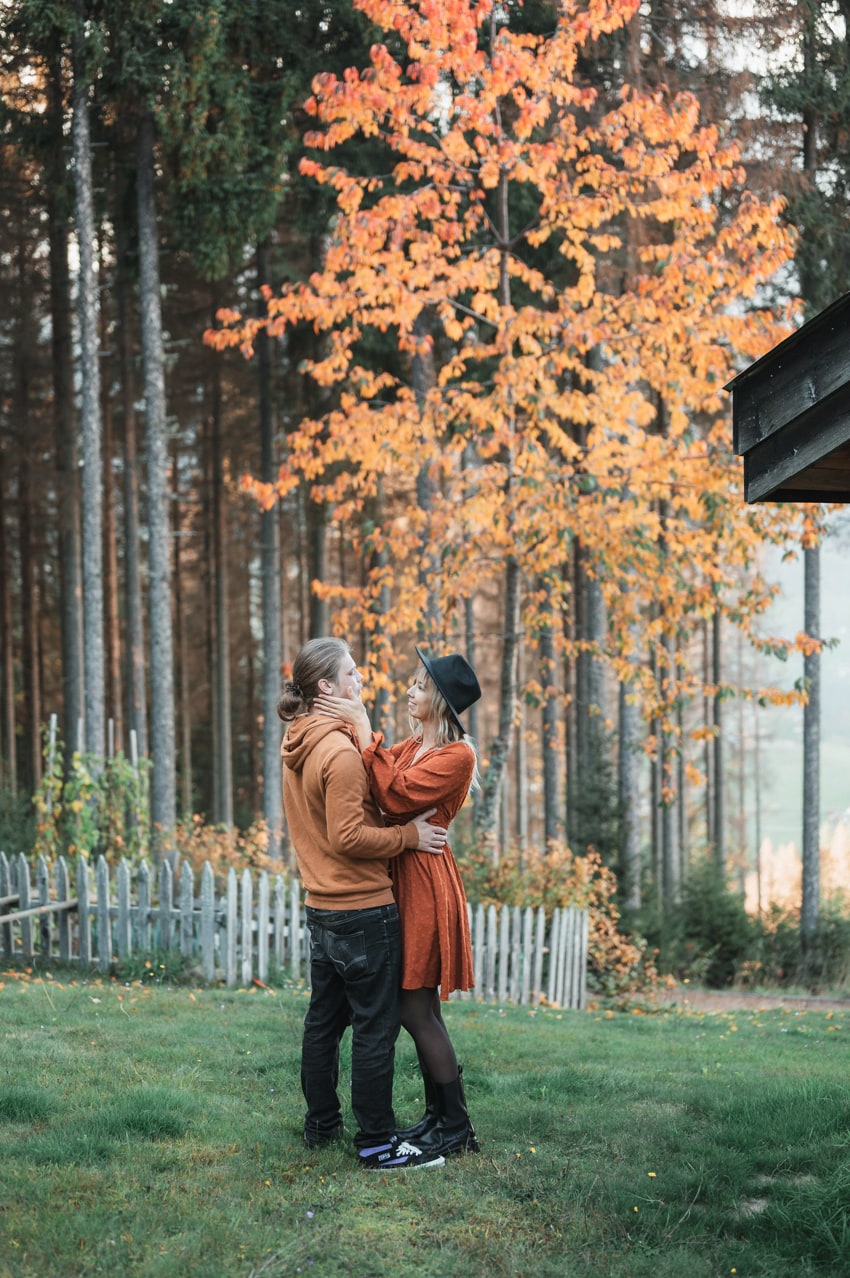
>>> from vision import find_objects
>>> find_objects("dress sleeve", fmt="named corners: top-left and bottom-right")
top-left (363, 739), bottom-right (474, 819)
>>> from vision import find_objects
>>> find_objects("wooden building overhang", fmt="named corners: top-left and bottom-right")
top-left (727, 290), bottom-right (850, 504)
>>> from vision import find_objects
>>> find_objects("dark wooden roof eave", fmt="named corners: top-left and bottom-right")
top-left (727, 291), bottom-right (850, 504)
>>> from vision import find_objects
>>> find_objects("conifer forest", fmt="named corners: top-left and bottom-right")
top-left (2, 0), bottom-right (850, 959)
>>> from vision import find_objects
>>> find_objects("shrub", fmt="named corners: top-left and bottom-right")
top-left (640, 855), bottom-right (756, 987)
top-left (456, 838), bottom-right (660, 1003)
top-left (172, 814), bottom-right (283, 885)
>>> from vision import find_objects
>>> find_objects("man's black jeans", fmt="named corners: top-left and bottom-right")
top-left (301, 903), bottom-right (401, 1148)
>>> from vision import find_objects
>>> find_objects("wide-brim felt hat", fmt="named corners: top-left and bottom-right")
top-left (414, 646), bottom-right (481, 733)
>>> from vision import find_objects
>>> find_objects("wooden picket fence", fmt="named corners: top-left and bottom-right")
top-left (0, 851), bottom-right (589, 1010)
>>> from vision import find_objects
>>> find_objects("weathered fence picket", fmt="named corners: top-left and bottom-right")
top-left (0, 851), bottom-right (588, 1009)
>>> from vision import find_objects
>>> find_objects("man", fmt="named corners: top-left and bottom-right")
top-left (278, 637), bottom-right (447, 1171)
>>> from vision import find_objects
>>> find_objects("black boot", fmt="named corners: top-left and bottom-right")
top-left (397, 1070), bottom-right (439, 1141)
top-left (414, 1073), bottom-right (480, 1157)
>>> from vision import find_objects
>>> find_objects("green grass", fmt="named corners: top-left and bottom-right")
top-left (1, 971), bottom-right (848, 1277)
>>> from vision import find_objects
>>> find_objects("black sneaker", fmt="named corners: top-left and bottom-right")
top-left (358, 1136), bottom-right (445, 1171)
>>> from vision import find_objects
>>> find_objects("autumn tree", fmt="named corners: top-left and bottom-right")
top-left (213, 0), bottom-right (804, 865)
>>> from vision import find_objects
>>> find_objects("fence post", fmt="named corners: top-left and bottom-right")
top-left (96, 856), bottom-right (111, 971)
top-left (497, 905), bottom-right (509, 1004)
top-left (56, 857), bottom-right (71, 960)
top-left (116, 859), bottom-right (132, 961)
top-left (257, 871), bottom-right (270, 984)
top-left (158, 861), bottom-right (173, 951)
top-left (289, 878), bottom-right (301, 981)
top-left (240, 869), bottom-right (253, 987)
top-left (577, 908), bottom-right (589, 1011)
top-left (509, 906), bottom-right (522, 1003)
top-left (200, 862), bottom-right (216, 982)
top-left (225, 867), bottom-right (238, 987)
top-left (37, 856), bottom-right (50, 957)
top-left (273, 874), bottom-right (286, 972)
top-left (179, 862), bottom-right (194, 959)
top-left (483, 905), bottom-right (496, 1001)
top-left (547, 908), bottom-right (561, 1006)
top-left (0, 851), bottom-right (12, 958)
top-left (17, 854), bottom-right (33, 959)
top-left (532, 907), bottom-right (546, 1007)
top-left (137, 861), bottom-right (151, 954)
top-left (521, 906), bottom-right (534, 1006)
top-left (471, 903), bottom-right (484, 1002)
top-left (77, 856), bottom-right (92, 965)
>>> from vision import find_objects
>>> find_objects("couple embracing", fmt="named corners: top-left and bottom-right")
top-left (278, 636), bottom-right (481, 1172)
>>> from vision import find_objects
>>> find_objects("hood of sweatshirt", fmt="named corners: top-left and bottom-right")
top-left (281, 715), bottom-right (356, 774)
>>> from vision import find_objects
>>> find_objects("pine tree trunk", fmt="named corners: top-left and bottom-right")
top-left (116, 260), bottom-right (148, 760)
top-left (538, 588), bottom-right (562, 847)
top-left (661, 628), bottom-right (679, 908)
top-left (137, 109), bottom-right (176, 843)
top-left (47, 54), bottom-right (84, 764)
top-left (19, 444), bottom-right (41, 792)
top-left (257, 241), bottom-right (283, 856)
top-left (476, 554), bottom-right (521, 846)
top-left (712, 608), bottom-right (725, 871)
top-left (801, 544), bottom-right (820, 962)
top-left (172, 441), bottom-right (192, 818)
top-left (101, 288), bottom-right (123, 755)
top-left (209, 296), bottom-right (233, 827)
top-left (72, 10), bottom-right (105, 759)
top-left (0, 447), bottom-right (16, 793)
top-left (618, 676), bottom-right (641, 911)
top-left (412, 307), bottom-right (441, 633)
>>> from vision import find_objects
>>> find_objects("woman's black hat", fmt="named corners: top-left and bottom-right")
top-left (414, 646), bottom-right (481, 733)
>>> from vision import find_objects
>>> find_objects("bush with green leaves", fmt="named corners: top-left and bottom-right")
top-left (31, 728), bottom-right (150, 865)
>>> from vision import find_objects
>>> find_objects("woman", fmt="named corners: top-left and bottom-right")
top-left (315, 645), bottom-right (481, 1158)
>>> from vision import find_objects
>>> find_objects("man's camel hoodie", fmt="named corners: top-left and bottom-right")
top-left (281, 715), bottom-right (421, 910)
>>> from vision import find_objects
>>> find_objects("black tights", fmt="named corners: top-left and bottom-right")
top-left (400, 987), bottom-right (458, 1085)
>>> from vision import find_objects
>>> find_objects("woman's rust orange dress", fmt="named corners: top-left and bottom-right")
top-left (361, 735), bottom-right (475, 999)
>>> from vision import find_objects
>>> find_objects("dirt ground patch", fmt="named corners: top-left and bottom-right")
top-left (648, 985), bottom-right (850, 1013)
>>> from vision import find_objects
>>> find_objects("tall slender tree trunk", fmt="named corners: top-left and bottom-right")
top-left (72, 7), bottom-right (105, 759)
top-left (538, 585), bottom-right (562, 847)
top-left (116, 260), bottom-right (148, 760)
top-left (47, 54), bottom-right (84, 764)
top-left (712, 608), bottom-right (725, 871)
top-left (801, 544), bottom-right (820, 966)
top-left (101, 285), bottom-right (123, 755)
top-left (412, 307), bottom-right (441, 634)
top-left (18, 449), bottom-right (41, 792)
top-left (0, 449), bottom-right (16, 793)
top-left (618, 673), bottom-right (641, 910)
top-left (172, 440), bottom-right (192, 818)
top-left (475, 138), bottom-right (521, 850)
top-left (798, 21), bottom-right (822, 977)
top-left (476, 554), bottom-right (521, 846)
top-left (209, 294), bottom-right (233, 827)
top-left (660, 628), bottom-right (679, 909)
top-left (257, 240), bottom-right (283, 856)
top-left (137, 110), bottom-right (176, 843)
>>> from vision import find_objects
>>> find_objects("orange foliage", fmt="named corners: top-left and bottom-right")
top-left (172, 816), bottom-right (283, 886)
top-left (209, 0), bottom-right (809, 738)
top-left (458, 841), bottom-right (661, 1002)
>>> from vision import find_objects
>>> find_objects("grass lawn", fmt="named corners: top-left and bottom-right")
top-left (1, 969), bottom-right (848, 1278)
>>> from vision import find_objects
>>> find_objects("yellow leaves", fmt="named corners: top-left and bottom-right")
top-left (204, 0), bottom-right (806, 734)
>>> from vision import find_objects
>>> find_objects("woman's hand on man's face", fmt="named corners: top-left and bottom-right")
top-left (314, 692), bottom-right (366, 724)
